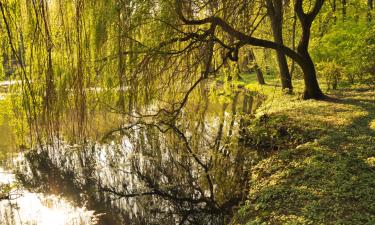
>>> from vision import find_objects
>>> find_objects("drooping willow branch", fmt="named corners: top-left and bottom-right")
top-left (0, 1), bottom-right (43, 147)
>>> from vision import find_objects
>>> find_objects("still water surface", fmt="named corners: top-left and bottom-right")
top-left (0, 109), bottom-right (99, 225)
top-left (0, 90), bottom-right (263, 225)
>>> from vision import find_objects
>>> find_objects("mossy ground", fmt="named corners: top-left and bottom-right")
top-left (233, 74), bottom-right (375, 224)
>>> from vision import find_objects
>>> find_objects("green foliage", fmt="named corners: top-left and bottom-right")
top-left (0, 94), bottom-right (29, 150)
top-left (316, 61), bottom-right (344, 90)
top-left (355, 27), bottom-right (375, 83)
top-left (311, 21), bottom-right (375, 85)
top-left (241, 114), bottom-right (306, 154)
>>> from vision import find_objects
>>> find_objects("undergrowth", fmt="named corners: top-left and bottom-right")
top-left (232, 83), bottom-right (375, 225)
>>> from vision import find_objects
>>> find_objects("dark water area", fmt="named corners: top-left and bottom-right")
top-left (0, 91), bottom-right (264, 225)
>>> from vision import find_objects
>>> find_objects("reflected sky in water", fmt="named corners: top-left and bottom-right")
top-left (1, 93), bottom-right (98, 225)
top-left (0, 167), bottom-right (98, 225)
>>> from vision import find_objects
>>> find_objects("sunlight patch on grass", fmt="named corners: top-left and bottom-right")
top-left (365, 157), bottom-right (375, 167)
top-left (233, 85), bottom-right (375, 225)
top-left (370, 120), bottom-right (375, 131)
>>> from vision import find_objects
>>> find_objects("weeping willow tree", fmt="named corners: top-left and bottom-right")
top-left (2, 0), bottom-right (359, 144)
top-left (0, 0), bottom-right (224, 145)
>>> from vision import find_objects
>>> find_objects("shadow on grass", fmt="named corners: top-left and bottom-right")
top-left (323, 89), bottom-right (375, 150)
top-left (234, 87), bottom-right (375, 224)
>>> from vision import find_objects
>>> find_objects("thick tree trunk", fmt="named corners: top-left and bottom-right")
top-left (298, 53), bottom-right (325, 99)
top-left (267, 0), bottom-right (293, 91)
top-left (293, 0), bottom-right (325, 99)
top-left (296, 22), bottom-right (324, 99)
top-left (275, 48), bottom-right (292, 90)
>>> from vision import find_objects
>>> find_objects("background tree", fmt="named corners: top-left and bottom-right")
top-left (175, 0), bottom-right (325, 99)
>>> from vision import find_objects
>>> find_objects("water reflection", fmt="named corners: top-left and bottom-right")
top-left (0, 93), bottom-right (100, 225)
top-left (1, 89), bottom-right (264, 225)
top-left (0, 167), bottom-right (98, 225)
top-left (0, 111), bottom-right (16, 160)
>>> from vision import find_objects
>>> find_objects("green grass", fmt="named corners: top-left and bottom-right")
top-left (232, 76), bottom-right (375, 224)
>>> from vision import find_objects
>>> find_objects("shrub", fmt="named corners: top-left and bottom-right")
top-left (317, 61), bottom-right (344, 90)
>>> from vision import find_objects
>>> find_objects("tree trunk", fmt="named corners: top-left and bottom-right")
top-left (266, 0), bottom-right (293, 91)
top-left (333, 0), bottom-right (337, 23)
top-left (263, 49), bottom-right (271, 75)
top-left (368, 0), bottom-right (373, 22)
top-left (255, 65), bottom-right (266, 85)
top-left (275, 48), bottom-right (292, 90)
top-left (248, 50), bottom-right (265, 84)
top-left (342, 0), bottom-right (347, 21)
top-left (295, 0), bottom-right (325, 99)
top-left (290, 13), bottom-right (297, 76)
top-left (297, 23), bottom-right (324, 99)
top-left (299, 54), bottom-right (324, 99)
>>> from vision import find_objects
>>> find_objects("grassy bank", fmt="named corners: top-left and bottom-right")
top-left (232, 76), bottom-right (375, 224)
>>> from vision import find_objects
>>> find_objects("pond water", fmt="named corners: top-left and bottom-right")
top-left (0, 90), bottom-right (264, 225)
top-left (0, 112), bottom-right (97, 224)
top-left (0, 166), bottom-right (98, 225)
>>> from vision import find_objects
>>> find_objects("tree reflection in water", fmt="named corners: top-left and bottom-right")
top-left (15, 91), bottom-right (264, 225)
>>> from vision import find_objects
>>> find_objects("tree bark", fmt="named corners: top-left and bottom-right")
top-left (299, 53), bottom-right (324, 99)
top-left (295, 0), bottom-right (325, 99)
top-left (248, 50), bottom-right (266, 85)
top-left (266, 0), bottom-right (293, 91)
top-left (368, 0), bottom-right (373, 22)
top-left (342, 0), bottom-right (347, 21)
top-left (290, 13), bottom-right (297, 76)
